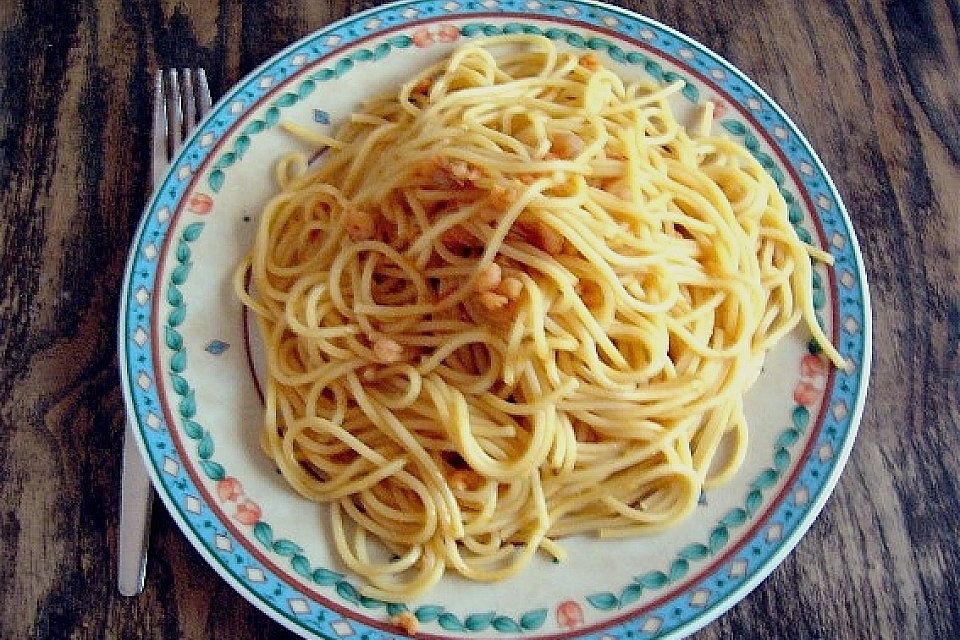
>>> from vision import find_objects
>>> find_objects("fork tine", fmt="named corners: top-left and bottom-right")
top-left (123, 68), bottom-right (211, 596)
top-left (181, 69), bottom-right (196, 134)
top-left (166, 69), bottom-right (184, 154)
top-left (152, 71), bottom-right (168, 187)
top-left (197, 69), bottom-right (212, 117)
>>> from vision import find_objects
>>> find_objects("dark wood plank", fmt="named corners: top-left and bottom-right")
top-left (1, 0), bottom-right (958, 638)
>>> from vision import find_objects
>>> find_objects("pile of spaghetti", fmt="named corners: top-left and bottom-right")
top-left (236, 35), bottom-right (842, 600)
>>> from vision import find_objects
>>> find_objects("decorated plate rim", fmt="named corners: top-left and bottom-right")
top-left (117, 1), bottom-right (873, 639)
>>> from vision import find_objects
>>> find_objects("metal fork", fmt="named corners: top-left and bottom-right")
top-left (117, 68), bottom-right (212, 597)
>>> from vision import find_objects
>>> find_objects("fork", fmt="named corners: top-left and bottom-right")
top-left (117, 68), bottom-right (212, 597)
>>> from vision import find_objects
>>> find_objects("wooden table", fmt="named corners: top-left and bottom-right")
top-left (1, 0), bottom-right (957, 637)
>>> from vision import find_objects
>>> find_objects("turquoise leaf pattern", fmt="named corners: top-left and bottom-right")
top-left (170, 263), bottom-right (190, 286)
top-left (681, 81), bottom-right (700, 103)
top-left (464, 612), bottom-right (496, 631)
top-left (182, 222), bottom-right (204, 241)
top-left (275, 92), bottom-right (298, 108)
top-left (360, 596), bottom-right (385, 609)
top-left (414, 605), bottom-right (444, 623)
top-left (312, 568), bottom-right (343, 586)
top-left (752, 468), bottom-right (780, 491)
top-left (178, 391), bottom-right (196, 419)
top-left (722, 508), bottom-right (749, 528)
top-left (669, 558), bottom-right (689, 581)
top-left (638, 571), bottom-right (669, 589)
top-left (746, 489), bottom-right (763, 513)
top-left (709, 526), bottom-right (730, 553)
top-left (196, 430), bottom-right (214, 459)
top-left (722, 120), bottom-right (748, 135)
top-left (519, 608), bottom-right (548, 630)
top-left (335, 580), bottom-right (361, 605)
top-left (243, 120), bottom-right (266, 135)
top-left (297, 79), bottom-right (317, 98)
top-left (586, 592), bottom-right (619, 610)
top-left (777, 429), bottom-right (800, 448)
top-left (492, 616), bottom-right (521, 633)
top-left (173, 239), bottom-right (190, 262)
top-left (679, 543), bottom-right (710, 561)
top-left (291, 554), bottom-right (311, 578)
top-left (169, 373), bottom-right (188, 396)
top-left (208, 169), bottom-right (225, 192)
top-left (198, 460), bottom-right (224, 481)
top-left (167, 305), bottom-right (186, 327)
top-left (272, 539), bottom-right (303, 557)
top-left (253, 521), bottom-right (273, 547)
top-left (438, 613), bottom-right (465, 632)
top-left (793, 405), bottom-right (810, 429)
top-left (264, 106), bottom-right (280, 126)
top-left (164, 326), bottom-right (182, 351)
top-left (620, 583), bottom-right (644, 606)
top-left (165, 284), bottom-right (183, 307)
top-left (774, 448), bottom-right (791, 470)
top-left (182, 420), bottom-right (202, 439)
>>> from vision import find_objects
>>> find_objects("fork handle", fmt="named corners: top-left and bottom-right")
top-left (117, 418), bottom-right (154, 596)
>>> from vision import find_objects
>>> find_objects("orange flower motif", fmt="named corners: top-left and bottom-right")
top-left (187, 193), bottom-right (213, 214)
top-left (411, 28), bottom-right (435, 48)
top-left (217, 476), bottom-right (243, 502)
top-left (800, 353), bottom-right (827, 379)
top-left (217, 476), bottom-right (261, 525)
top-left (235, 499), bottom-right (262, 526)
top-left (793, 381), bottom-right (820, 406)
top-left (437, 24), bottom-right (460, 42)
top-left (556, 600), bottom-right (583, 629)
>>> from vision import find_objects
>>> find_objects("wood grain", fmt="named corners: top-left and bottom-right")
top-left (1, 0), bottom-right (958, 638)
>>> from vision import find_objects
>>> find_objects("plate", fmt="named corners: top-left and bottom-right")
top-left (117, 1), bottom-right (872, 638)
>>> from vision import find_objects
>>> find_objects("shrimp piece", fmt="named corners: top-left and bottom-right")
top-left (476, 262), bottom-right (502, 293)
top-left (372, 337), bottom-right (402, 364)
top-left (412, 74), bottom-right (434, 95)
top-left (478, 290), bottom-right (509, 310)
top-left (499, 276), bottom-right (523, 300)
top-left (440, 225), bottom-right (479, 253)
top-left (344, 207), bottom-right (376, 241)
top-left (573, 421), bottom-right (599, 442)
top-left (447, 159), bottom-right (482, 185)
top-left (426, 158), bottom-right (482, 189)
top-left (517, 174), bottom-right (537, 185)
top-left (580, 53), bottom-right (600, 71)
top-left (575, 280), bottom-right (602, 307)
top-left (449, 469), bottom-right (483, 491)
top-left (478, 208), bottom-right (502, 223)
top-left (488, 180), bottom-right (523, 212)
top-left (549, 131), bottom-right (585, 159)
top-left (603, 178), bottom-right (632, 200)
top-left (518, 220), bottom-right (564, 255)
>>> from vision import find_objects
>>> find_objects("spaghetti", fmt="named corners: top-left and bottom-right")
top-left (236, 35), bottom-right (843, 601)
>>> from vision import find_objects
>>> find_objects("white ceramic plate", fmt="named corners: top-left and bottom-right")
top-left (118, 1), bottom-right (871, 638)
